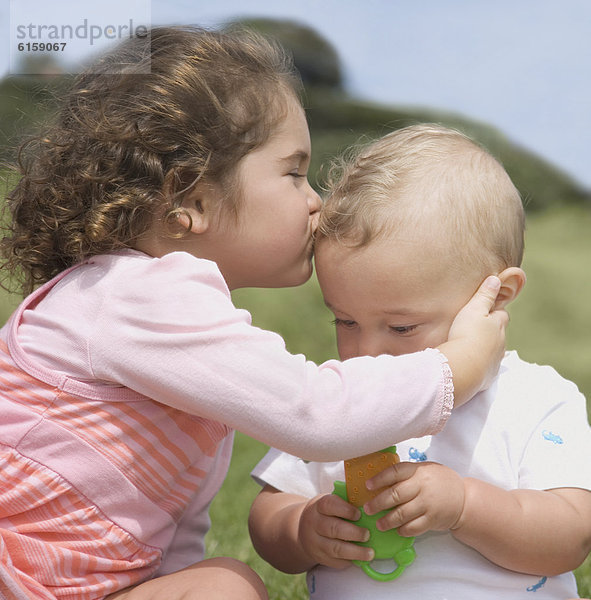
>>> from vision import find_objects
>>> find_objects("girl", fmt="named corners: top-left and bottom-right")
top-left (0, 26), bottom-right (507, 600)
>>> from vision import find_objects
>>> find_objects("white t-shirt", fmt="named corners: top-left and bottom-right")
top-left (252, 352), bottom-right (591, 599)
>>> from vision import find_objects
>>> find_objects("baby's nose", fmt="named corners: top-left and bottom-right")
top-left (358, 336), bottom-right (391, 358)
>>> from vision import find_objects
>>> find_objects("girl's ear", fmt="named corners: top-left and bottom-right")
top-left (177, 195), bottom-right (209, 234)
top-left (494, 267), bottom-right (526, 309)
top-left (177, 183), bottom-right (221, 235)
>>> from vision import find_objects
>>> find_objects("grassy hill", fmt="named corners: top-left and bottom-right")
top-left (304, 89), bottom-right (591, 210)
top-left (1, 75), bottom-right (590, 213)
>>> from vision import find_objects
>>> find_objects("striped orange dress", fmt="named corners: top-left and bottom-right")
top-left (0, 300), bottom-right (233, 599)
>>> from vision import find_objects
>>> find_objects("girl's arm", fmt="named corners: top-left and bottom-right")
top-left (87, 256), bottom-right (506, 461)
top-left (365, 462), bottom-right (591, 576)
top-left (438, 276), bottom-right (507, 407)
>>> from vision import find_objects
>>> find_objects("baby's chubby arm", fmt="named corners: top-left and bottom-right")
top-left (248, 485), bottom-right (373, 574)
top-left (451, 482), bottom-right (591, 575)
top-left (364, 462), bottom-right (591, 576)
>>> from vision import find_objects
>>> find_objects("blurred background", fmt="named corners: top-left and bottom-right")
top-left (1, 1), bottom-right (590, 598)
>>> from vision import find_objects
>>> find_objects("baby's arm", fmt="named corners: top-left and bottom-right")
top-left (451, 482), bottom-right (591, 575)
top-left (364, 462), bottom-right (591, 576)
top-left (248, 485), bottom-right (373, 574)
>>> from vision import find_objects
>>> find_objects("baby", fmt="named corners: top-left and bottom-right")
top-left (248, 124), bottom-right (591, 599)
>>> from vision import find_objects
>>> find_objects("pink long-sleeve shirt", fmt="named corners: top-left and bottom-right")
top-left (0, 250), bottom-right (452, 599)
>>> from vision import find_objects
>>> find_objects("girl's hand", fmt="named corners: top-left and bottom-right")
top-left (439, 275), bottom-right (509, 405)
top-left (298, 493), bottom-right (374, 569)
top-left (364, 461), bottom-right (465, 537)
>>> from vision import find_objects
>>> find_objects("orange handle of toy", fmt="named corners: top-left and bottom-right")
top-left (344, 446), bottom-right (400, 507)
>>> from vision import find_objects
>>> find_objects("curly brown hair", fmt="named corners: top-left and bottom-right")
top-left (1, 25), bottom-right (302, 294)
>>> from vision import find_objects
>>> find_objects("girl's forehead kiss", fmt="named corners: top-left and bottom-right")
top-left (206, 91), bottom-right (320, 290)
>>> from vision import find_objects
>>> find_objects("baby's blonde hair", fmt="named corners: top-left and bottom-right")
top-left (319, 124), bottom-right (525, 275)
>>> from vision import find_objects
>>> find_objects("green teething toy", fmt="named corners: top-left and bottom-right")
top-left (332, 446), bottom-right (416, 582)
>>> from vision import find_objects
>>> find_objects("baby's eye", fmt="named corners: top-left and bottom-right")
top-left (389, 325), bottom-right (419, 335)
top-left (332, 318), bottom-right (357, 329)
top-left (289, 170), bottom-right (306, 179)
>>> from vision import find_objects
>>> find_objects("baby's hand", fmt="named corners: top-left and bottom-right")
top-left (299, 493), bottom-right (374, 569)
top-left (364, 461), bottom-right (465, 537)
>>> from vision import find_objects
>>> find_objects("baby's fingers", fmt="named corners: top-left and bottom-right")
top-left (316, 493), bottom-right (361, 522)
top-left (314, 515), bottom-right (370, 545)
top-left (379, 512), bottom-right (430, 538)
top-left (374, 502), bottom-right (425, 534)
top-left (315, 537), bottom-right (375, 569)
top-left (365, 461), bottom-right (419, 495)
top-left (365, 475), bottom-right (420, 516)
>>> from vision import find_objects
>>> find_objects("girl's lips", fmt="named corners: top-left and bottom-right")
top-left (310, 211), bottom-right (320, 233)
top-left (308, 225), bottom-right (318, 259)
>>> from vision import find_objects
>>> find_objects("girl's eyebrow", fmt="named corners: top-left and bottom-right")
top-left (279, 150), bottom-right (310, 164)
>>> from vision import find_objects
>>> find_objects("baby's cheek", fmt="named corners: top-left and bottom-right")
top-left (423, 325), bottom-right (452, 350)
top-left (336, 333), bottom-right (357, 361)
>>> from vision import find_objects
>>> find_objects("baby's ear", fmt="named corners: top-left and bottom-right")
top-left (494, 267), bottom-right (526, 309)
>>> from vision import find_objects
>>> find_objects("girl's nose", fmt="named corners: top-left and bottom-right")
top-left (308, 185), bottom-right (322, 215)
top-left (311, 210), bottom-right (320, 233)
top-left (308, 188), bottom-right (322, 233)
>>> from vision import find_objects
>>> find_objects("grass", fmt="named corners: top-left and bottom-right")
top-left (205, 432), bottom-right (309, 599)
top-left (507, 205), bottom-right (591, 406)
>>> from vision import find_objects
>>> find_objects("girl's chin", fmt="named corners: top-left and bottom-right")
top-left (278, 260), bottom-right (314, 289)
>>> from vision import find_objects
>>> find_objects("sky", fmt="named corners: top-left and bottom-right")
top-left (1, 0), bottom-right (590, 189)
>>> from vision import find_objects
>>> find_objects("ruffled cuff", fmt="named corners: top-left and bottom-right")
top-left (432, 348), bottom-right (454, 433)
